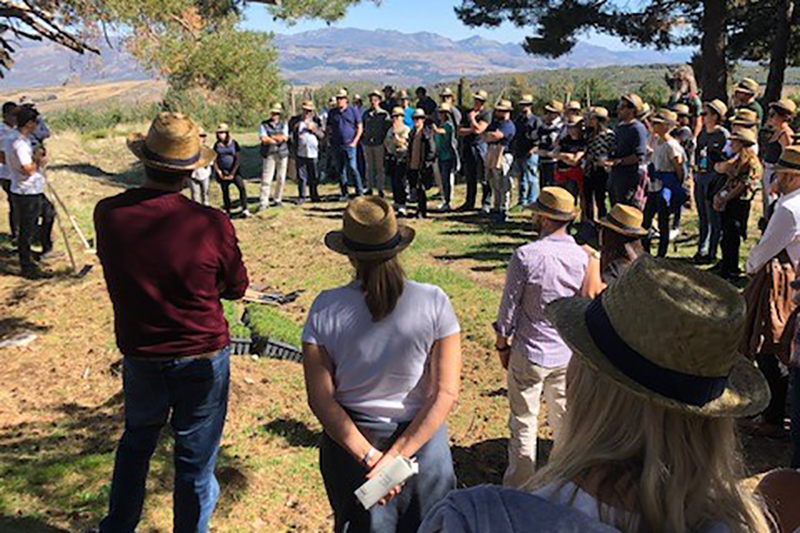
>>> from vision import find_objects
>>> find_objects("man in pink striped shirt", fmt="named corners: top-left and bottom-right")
top-left (494, 187), bottom-right (593, 490)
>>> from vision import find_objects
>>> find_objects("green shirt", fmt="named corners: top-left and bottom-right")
top-left (435, 122), bottom-right (455, 161)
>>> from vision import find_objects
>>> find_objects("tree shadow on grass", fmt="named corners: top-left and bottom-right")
top-left (48, 163), bottom-right (143, 189)
top-left (261, 417), bottom-right (322, 448)
top-left (0, 392), bottom-right (249, 531)
top-left (452, 437), bottom-right (553, 488)
top-left (0, 517), bottom-right (70, 533)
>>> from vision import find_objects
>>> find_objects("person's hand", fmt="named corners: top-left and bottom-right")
top-left (349, 141), bottom-right (358, 148)
top-left (496, 345), bottom-right (511, 370)
top-left (365, 450), bottom-right (404, 505)
top-left (469, 110), bottom-right (477, 121)
top-left (713, 196), bottom-right (724, 212)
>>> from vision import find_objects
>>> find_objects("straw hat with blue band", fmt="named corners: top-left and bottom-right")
top-left (775, 145), bottom-right (800, 174)
top-left (546, 256), bottom-right (770, 417)
top-left (529, 187), bottom-right (578, 221)
top-left (325, 197), bottom-right (415, 260)
top-left (127, 112), bottom-right (216, 172)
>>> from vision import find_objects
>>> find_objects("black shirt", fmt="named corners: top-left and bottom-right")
top-left (512, 113), bottom-right (543, 158)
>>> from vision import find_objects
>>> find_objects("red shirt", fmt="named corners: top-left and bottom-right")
top-left (95, 189), bottom-right (249, 358)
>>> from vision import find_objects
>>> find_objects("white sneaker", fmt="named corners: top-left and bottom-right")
top-left (669, 228), bottom-right (681, 241)
top-left (397, 206), bottom-right (408, 217)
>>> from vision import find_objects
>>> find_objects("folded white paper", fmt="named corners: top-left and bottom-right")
top-left (355, 456), bottom-right (419, 510)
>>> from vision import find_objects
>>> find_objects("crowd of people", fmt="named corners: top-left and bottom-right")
top-left (5, 64), bottom-right (800, 533)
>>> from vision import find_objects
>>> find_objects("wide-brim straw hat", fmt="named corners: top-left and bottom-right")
top-left (650, 108), bottom-right (679, 126)
top-left (127, 112), bottom-right (216, 172)
top-left (565, 115), bottom-right (584, 128)
top-left (270, 103), bottom-right (284, 115)
top-left (567, 100), bottom-right (582, 112)
top-left (495, 99), bottom-right (513, 112)
top-left (704, 99), bottom-right (728, 118)
top-left (368, 89), bottom-right (383, 99)
top-left (732, 108), bottom-right (759, 127)
top-left (546, 256), bottom-right (770, 418)
top-left (735, 78), bottom-right (760, 95)
top-left (770, 98), bottom-right (798, 116)
top-left (590, 106), bottom-right (609, 120)
top-left (545, 100), bottom-right (564, 114)
top-left (440, 87), bottom-right (455, 98)
top-left (216, 122), bottom-right (230, 133)
top-left (638, 102), bottom-right (653, 120)
top-left (529, 186), bottom-right (578, 221)
top-left (412, 108), bottom-right (427, 120)
top-left (301, 100), bottom-right (315, 112)
top-left (391, 106), bottom-right (405, 117)
top-left (325, 197), bottom-right (415, 260)
top-left (398, 90), bottom-right (409, 100)
top-left (598, 204), bottom-right (647, 237)
top-left (519, 94), bottom-right (534, 106)
top-left (335, 89), bottom-right (349, 99)
top-left (775, 145), bottom-right (800, 174)
top-left (621, 93), bottom-right (644, 114)
top-left (730, 128), bottom-right (758, 147)
top-left (672, 103), bottom-right (691, 117)
top-left (472, 90), bottom-right (488, 102)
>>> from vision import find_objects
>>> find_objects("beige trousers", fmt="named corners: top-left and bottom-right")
top-left (364, 144), bottom-right (386, 193)
top-left (488, 154), bottom-right (514, 211)
top-left (503, 349), bottom-right (567, 491)
top-left (261, 153), bottom-right (288, 207)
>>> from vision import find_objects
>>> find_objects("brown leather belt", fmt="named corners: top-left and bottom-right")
top-left (126, 350), bottom-right (221, 362)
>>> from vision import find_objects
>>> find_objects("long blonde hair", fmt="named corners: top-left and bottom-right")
top-left (531, 357), bottom-right (772, 533)
top-left (352, 256), bottom-right (405, 322)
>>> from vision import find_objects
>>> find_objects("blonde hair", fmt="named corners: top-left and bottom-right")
top-left (352, 256), bottom-right (405, 322)
top-left (531, 357), bottom-right (772, 533)
top-left (672, 65), bottom-right (699, 95)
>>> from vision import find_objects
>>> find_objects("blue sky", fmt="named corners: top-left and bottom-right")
top-left (241, 0), bottom-right (634, 50)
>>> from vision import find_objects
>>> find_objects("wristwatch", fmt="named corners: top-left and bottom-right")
top-left (496, 344), bottom-right (511, 353)
top-left (362, 446), bottom-right (377, 467)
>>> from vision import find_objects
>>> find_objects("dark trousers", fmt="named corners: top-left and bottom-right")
top-left (296, 157), bottom-right (319, 201)
top-left (1, 179), bottom-right (16, 239)
top-left (539, 161), bottom-right (556, 189)
top-left (438, 158), bottom-right (454, 206)
top-left (462, 145), bottom-right (489, 209)
top-left (407, 167), bottom-right (429, 217)
top-left (584, 166), bottom-right (609, 221)
top-left (99, 348), bottom-right (230, 533)
top-left (12, 193), bottom-right (54, 270)
top-left (642, 192), bottom-right (670, 258)
top-left (610, 167), bottom-right (641, 207)
top-left (388, 157), bottom-right (408, 207)
top-left (758, 352), bottom-right (789, 428)
top-left (217, 173), bottom-right (248, 214)
top-left (790, 367), bottom-right (800, 467)
top-left (720, 198), bottom-right (750, 276)
top-left (320, 418), bottom-right (455, 533)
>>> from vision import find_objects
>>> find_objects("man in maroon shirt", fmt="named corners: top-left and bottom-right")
top-left (91, 112), bottom-right (248, 533)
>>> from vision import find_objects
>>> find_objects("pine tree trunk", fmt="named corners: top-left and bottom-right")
top-left (700, 0), bottom-right (728, 100)
top-left (764, 0), bottom-right (794, 106)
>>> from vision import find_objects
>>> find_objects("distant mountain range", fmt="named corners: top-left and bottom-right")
top-left (0, 27), bottom-right (692, 90)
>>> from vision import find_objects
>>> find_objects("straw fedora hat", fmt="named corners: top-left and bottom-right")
top-left (325, 197), bottom-right (415, 260)
top-left (732, 108), bottom-right (758, 127)
top-left (730, 127), bottom-right (758, 147)
top-left (127, 112), bottom-right (216, 172)
top-left (567, 100), bottom-right (582, 112)
top-left (650, 108), bottom-right (679, 126)
top-left (621, 93), bottom-right (644, 114)
top-left (565, 115), bottom-right (584, 128)
top-left (216, 122), bottom-right (230, 133)
top-left (770, 98), bottom-right (798, 116)
top-left (735, 78), bottom-right (760, 95)
top-left (529, 187), bottom-right (578, 221)
top-left (672, 103), bottom-right (691, 117)
top-left (398, 90), bottom-right (409, 100)
top-left (704, 99), bottom-right (728, 119)
top-left (519, 94), bottom-right (534, 106)
top-left (472, 90), bottom-right (488, 102)
top-left (368, 89), bottom-right (383, 99)
top-left (638, 102), bottom-right (653, 120)
top-left (495, 99), bottom-right (513, 112)
top-left (412, 108), bottom-right (427, 120)
top-left (301, 100), bottom-right (315, 112)
top-left (546, 256), bottom-right (770, 417)
top-left (590, 106), bottom-right (609, 120)
top-left (270, 103), bottom-right (284, 115)
top-left (440, 87), bottom-right (455, 98)
top-left (545, 100), bottom-right (564, 114)
top-left (598, 204), bottom-right (647, 237)
top-left (391, 106), bottom-right (405, 117)
top-left (776, 145), bottom-right (800, 174)
top-left (335, 89), bottom-right (349, 99)
top-left (198, 126), bottom-right (207, 137)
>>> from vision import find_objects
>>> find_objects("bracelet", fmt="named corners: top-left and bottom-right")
top-left (496, 344), bottom-right (511, 353)
top-left (361, 446), bottom-right (377, 466)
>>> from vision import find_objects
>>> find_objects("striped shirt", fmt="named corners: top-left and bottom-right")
top-left (585, 127), bottom-right (616, 168)
top-left (495, 233), bottom-right (588, 368)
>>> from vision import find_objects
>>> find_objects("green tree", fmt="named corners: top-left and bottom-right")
top-left (264, 0), bottom-right (377, 23)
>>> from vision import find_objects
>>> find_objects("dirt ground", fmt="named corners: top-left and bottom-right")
top-left (0, 130), bottom-right (791, 532)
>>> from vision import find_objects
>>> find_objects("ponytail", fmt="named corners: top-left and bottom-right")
top-left (354, 257), bottom-right (405, 322)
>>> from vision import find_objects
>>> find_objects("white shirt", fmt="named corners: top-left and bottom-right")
top-left (191, 165), bottom-right (212, 182)
top-left (6, 129), bottom-right (45, 195)
top-left (303, 280), bottom-right (460, 423)
top-left (746, 188), bottom-right (800, 274)
top-left (297, 120), bottom-right (320, 159)
top-left (0, 123), bottom-right (12, 181)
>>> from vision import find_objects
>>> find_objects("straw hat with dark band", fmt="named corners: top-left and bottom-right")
top-left (391, 106), bottom-right (405, 117)
top-left (519, 94), bottom-right (534, 106)
top-left (776, 145), bottom-right (800, 174)
top-left (770, 98), bottom-right (798, 116)
top-left (730, 128), bottom-right (758, 147)
top-left (621, 93), bottom-right (644, 114)
top-left (650, 108), bottom-right (679, 126)
top-left (546, 256), bottom-right (770, 417)
top-left (732, 108), bottom-right (758, 127)
top-left (529, 187), bottom-right (578, 221)
top-left (735, 78), bottom-right (760, 95)
top-left (440, 87), bottom-right (455, 98)
top-left (704, 99), bottom-right (728, 118)
top-left (368, 89), bottom-right (383, 99)
top-left (598, 204), bottom-right (647, 237)
top-left (473, 90), bottom-right (488, 102)
top-left (127, 112), bottom-right (216, 172)
top-left (325, 197), bottom-right (415, 260)
top-left (672, 103), bottom-right (691, 117)
top-left (545, 100), bottom-right (564, 114)
top-left (495, 99), bottom-right (513, 112)
top-left (302, 100), bottom-right (315, 112)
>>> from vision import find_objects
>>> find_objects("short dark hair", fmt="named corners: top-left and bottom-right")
top-left (144, 165), bottom-right (191, 184)
top-left (15, 106), bottom-right (38, 129)
top-left (415, 86), bottom-right (426, 95)
top-left (2, 102), bottom-right (17, 115)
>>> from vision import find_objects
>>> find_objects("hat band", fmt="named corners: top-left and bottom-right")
top-left (142, 143), bottom-right (201, 167)
top-left (534, 199), bottom-right (573, 218)
top-left (605, 214), bottom-right (644, 234)
top-left (343, 232), bottom-right (402, 252)
top-left (778, 158), bottom-right (800, 171)
top-left (584, 297), bottom-right (728, 407)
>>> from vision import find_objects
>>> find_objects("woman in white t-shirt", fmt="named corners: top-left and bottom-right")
top-left (303, 196), bottom-right (462, 533)
top-left (642, 108), bottom-right (686, 258)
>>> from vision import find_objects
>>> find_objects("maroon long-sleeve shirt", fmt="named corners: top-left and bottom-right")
top-left (95, 188), bottom-right (249, 358)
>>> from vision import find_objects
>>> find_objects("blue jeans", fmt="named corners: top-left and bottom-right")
top-left (320, 414), bottom-right (456, 533)
top-left (791, 366), bottom-right (800, 468)
top-left (512, 154), bottom-right (539, 206)
top-left (100, 347), bottom-right (231, 533)
top-left (334, 145), bottom-right (364, 196)
top-left (694, 172), bottom-right (722, 258)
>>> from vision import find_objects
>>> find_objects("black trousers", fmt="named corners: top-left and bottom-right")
top-left (720, 198), bottom-right (750, 276)
top-left (462, 145), bottom-right (489, 209)
top-left (642, 192), bottom-right (671, 258)
top-left (296, 157), bottom-right (319, 201)
top-left (584, 166), bottom-right (609, 221)
top-left (217, 173), bottom-right (248, 214)
top-left (12, 193), bottom-right (54, 269)
top-left (757, 353), bottom-right (789, 427)
top-left (407, 167), bottom-right (429, 217)
top-left (1, 179), bottom-right (16, 239)
top-left (388, 156), bottom-right (408, 207)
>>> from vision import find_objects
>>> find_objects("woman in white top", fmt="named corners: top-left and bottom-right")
top-left (303, 196), bottom-right (462, 533)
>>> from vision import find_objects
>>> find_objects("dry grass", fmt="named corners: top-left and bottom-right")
top-left (0, 129), bottom-right (790, 532)
top-left (2, 81), bottom-right (167, 114)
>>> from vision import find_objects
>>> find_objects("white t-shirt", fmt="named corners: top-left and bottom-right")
top-left (297, 120), bottom-right (320, 159)
top-left (6, 130), bottom-right (44, 195)
top-left (303, 279), bottom-right (460, 423)
top-left (0, 123), bottom-right (12, 181)
top-left (191, 165), bottom-right (212, 182)
top-left (652, 137), bottom-right (684, 173)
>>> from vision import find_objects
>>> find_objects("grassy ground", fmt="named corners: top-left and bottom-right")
top-left (0, 129), bottom-right (791, 532)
